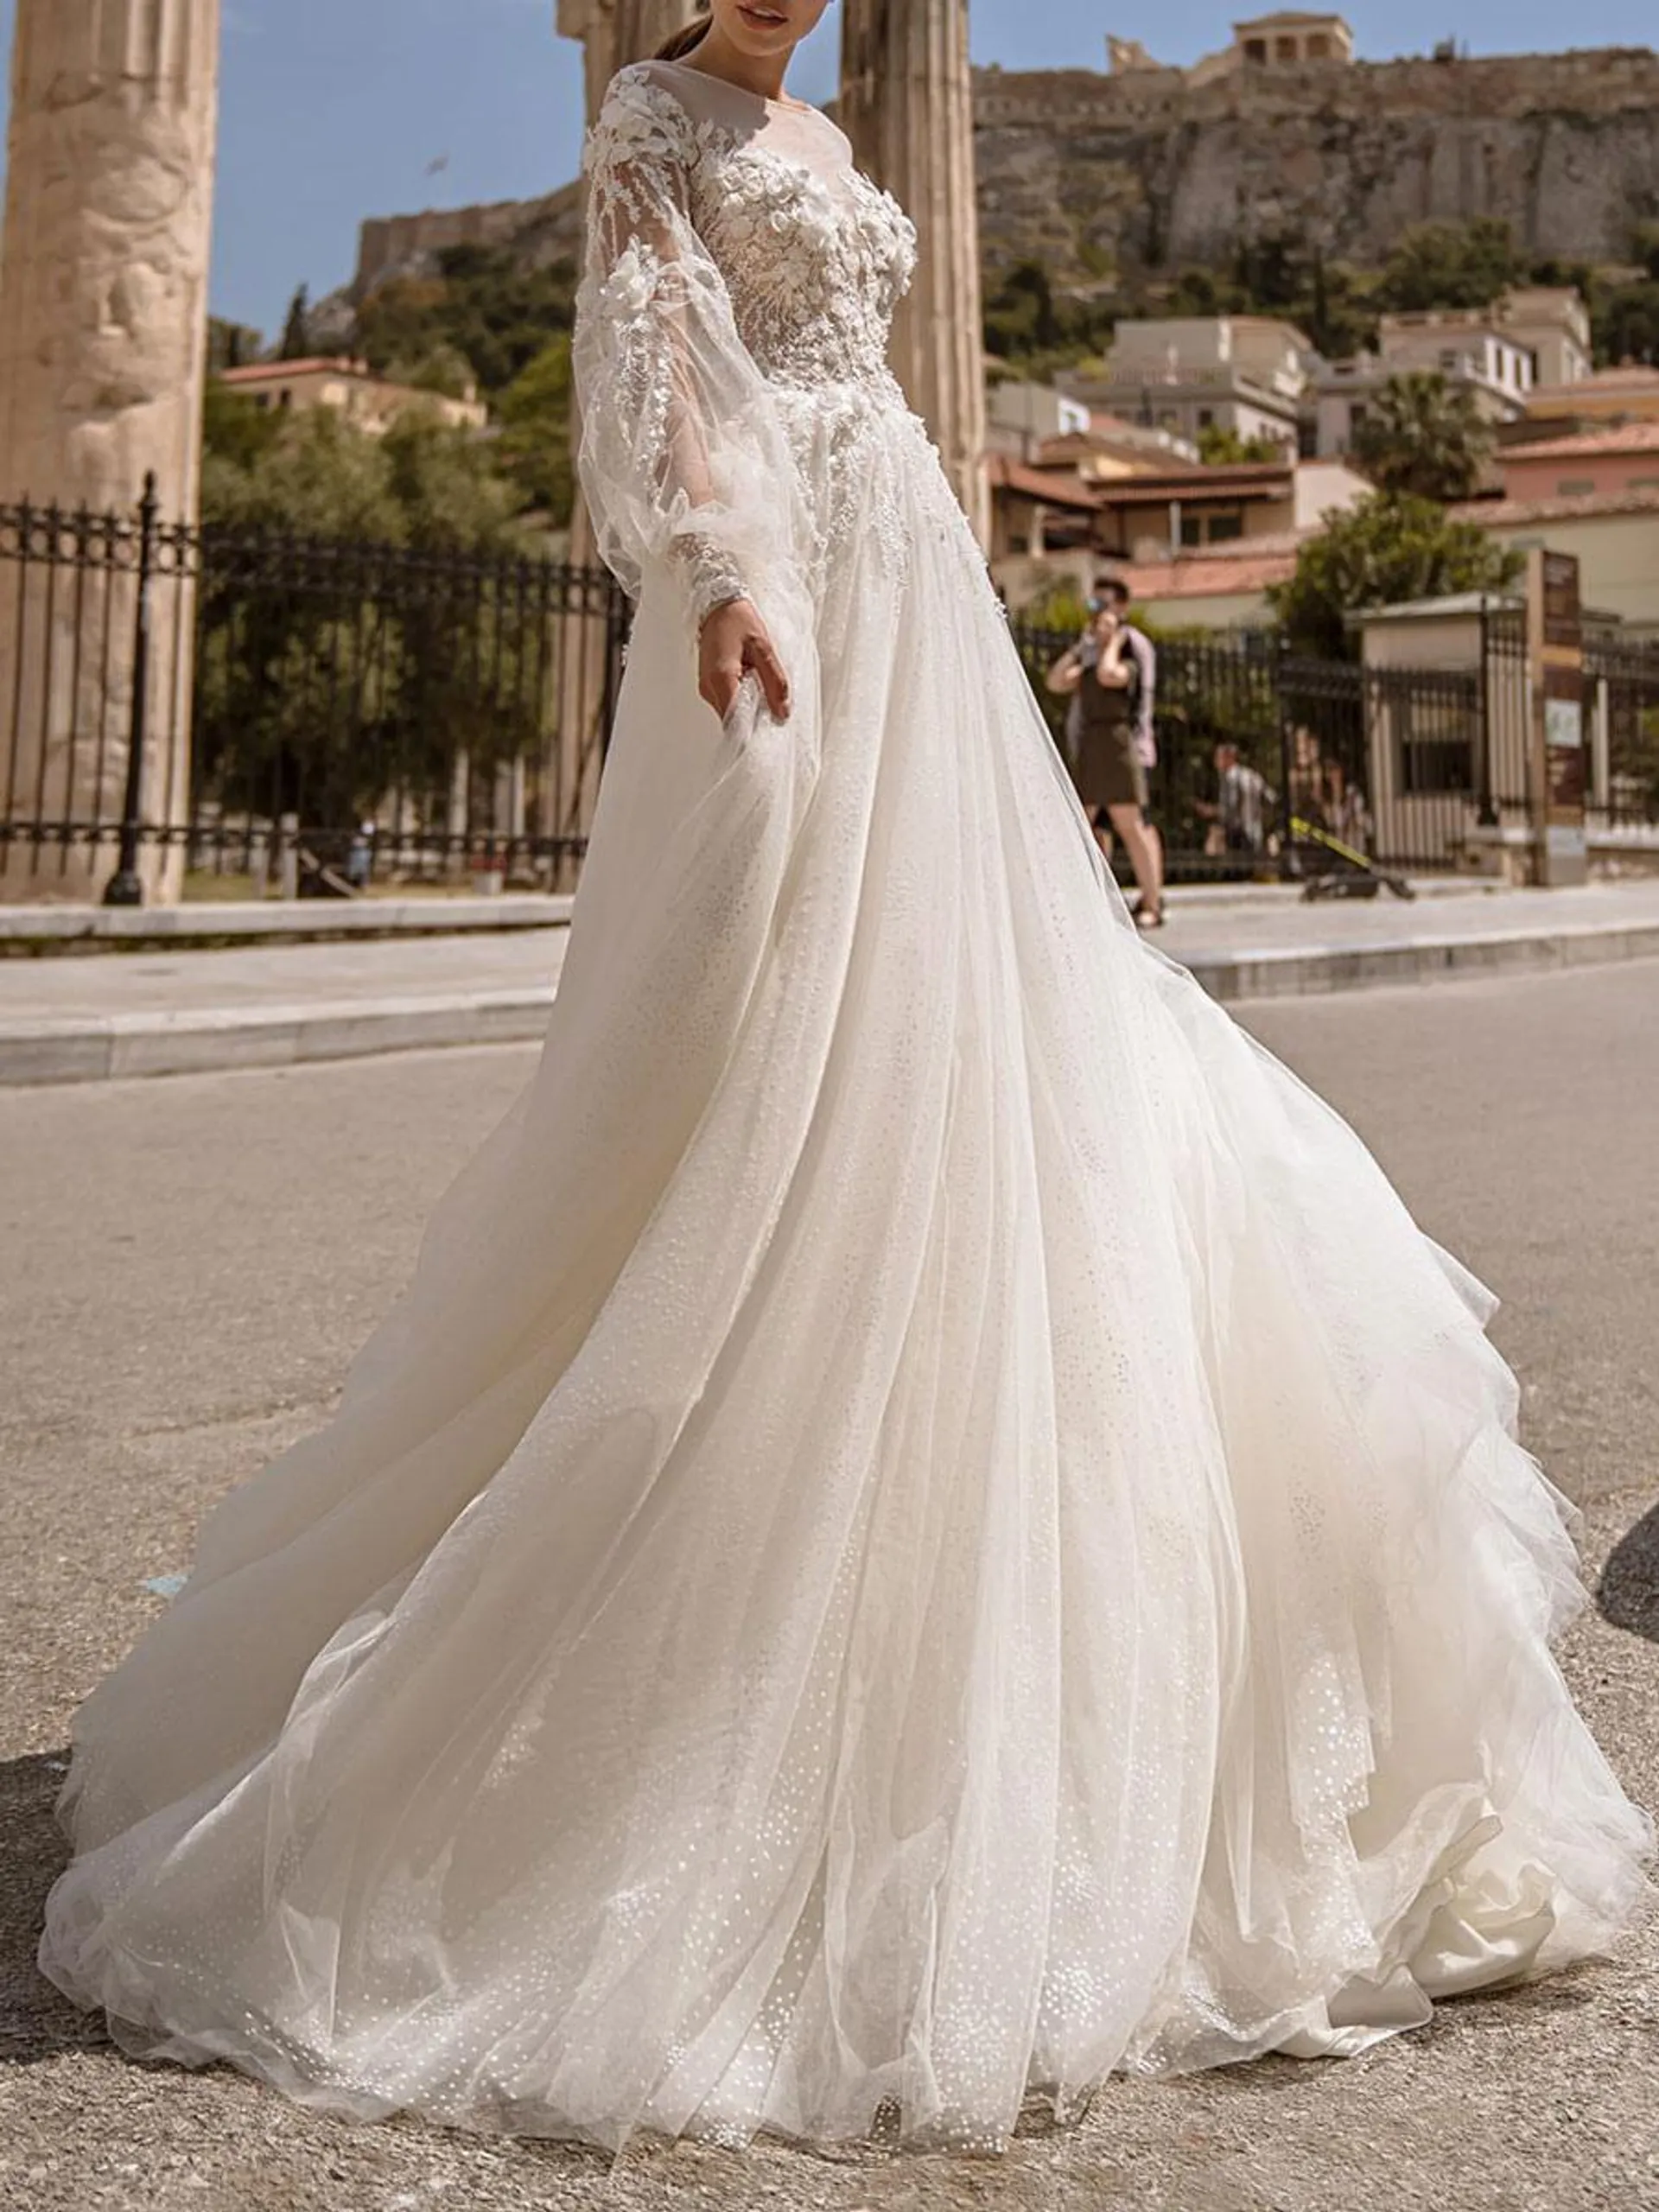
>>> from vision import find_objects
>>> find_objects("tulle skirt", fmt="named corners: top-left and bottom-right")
top-left (40, 404), bottom-right (1652, 2152)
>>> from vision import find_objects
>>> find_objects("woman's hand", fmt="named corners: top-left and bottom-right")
top-left (1046, 646), bottom-right (1084, 696)
top-left (699, 598), bottom-right (791, 724)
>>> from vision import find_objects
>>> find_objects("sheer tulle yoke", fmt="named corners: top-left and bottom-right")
top-left (39, 60), bottom-right (1651, 2154)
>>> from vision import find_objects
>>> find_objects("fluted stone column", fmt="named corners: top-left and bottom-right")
top-left (842, 0), bottom-right (989, 544)
top-left (558, 1), bottom-right (703, 137)
top-left (0, 0), bottom-right (221, 901)
top-left (552, 2), bottom-right (700, 879)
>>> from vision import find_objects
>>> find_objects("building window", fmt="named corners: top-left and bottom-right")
top-left (1198, 408), bottom-right (1215, 429)
top-left (1350, 402), bottom-right (1368, 430)
top-left (1207, 511), bottom-right (1245, 543)
top-left (1274, 35), bottom-right (1298, 60)
top-left (1555, 479), bottom-right (1595, 496)
top-left (1439, 349), bottom-right (1459, 372)
top-left (1179, 512), bottom-right (1204, 548)
top-left (1306, 32), bottom-right (1331, 56)
top-left (1243, 37), bottom-right (1267, 62)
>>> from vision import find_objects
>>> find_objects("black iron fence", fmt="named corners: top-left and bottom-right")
top-left (0, 479), bottom-right (629, 897)
top-left (1011, 613), bottom-right (1659, 883)
top-left (4, 486), bottom-right (1659, 900)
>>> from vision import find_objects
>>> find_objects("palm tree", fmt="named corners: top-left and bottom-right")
top-left (1351, 372), bottom-right (1494, 503)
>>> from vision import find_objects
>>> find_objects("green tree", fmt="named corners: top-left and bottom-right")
top-left (201, 378), bottom-right (284, 479)
top-left (381, 416), bottom-right (522, 551)
top-left (1165, 265), bottom-right (1241, 317)
top-left (1592, 279), bottom-right (1659, 368)
top-left (381, 341), bottom-right (480, 402)
top-left (1303, 255), bottom-right (1376, 362)
top-left (1268, 494), bottom-right (1520, 661)
top-left (1375, 219), bottom-right (1521, 312)
top-left (201, 407), bottom-right (404, 541)
top-left (494, 334), bottom-right (576, 521)
top-left (278, 285), bottom-right (313, 361)
top-left (1350, 371), bottom-right (1494, 500)
top-left (207, 317), bottom-right (264, 373)
top-left (356, 245), bottom-right (578, 398)
top-left (1198, 424), bottom-right (1285, 465)
top-left (194, 408), bottom-right (538, 842)
top-left (1232, 231), bottom-right (1304, 313)
top-left (983, 260), bottom-right (1065, 361)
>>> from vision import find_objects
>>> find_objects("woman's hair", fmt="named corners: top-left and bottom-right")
top-left (654, 10), bottom-right (712, 60)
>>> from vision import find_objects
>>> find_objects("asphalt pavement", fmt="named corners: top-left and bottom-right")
top-left (2, 960), bottom-right (1656, 2212)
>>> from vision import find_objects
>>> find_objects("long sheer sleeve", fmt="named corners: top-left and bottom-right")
top-left (574, 67), bottom-right (804, 633)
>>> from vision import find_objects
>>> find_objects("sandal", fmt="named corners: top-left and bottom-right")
top-left (1133, 900), bottom-right (1166, 931)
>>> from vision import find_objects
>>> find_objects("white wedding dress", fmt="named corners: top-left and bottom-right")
top-left (40, 61), bottom-right (1651, 2153)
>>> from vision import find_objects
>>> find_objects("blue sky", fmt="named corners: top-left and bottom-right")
top-left (0, 1), bottom-right (1653, 342)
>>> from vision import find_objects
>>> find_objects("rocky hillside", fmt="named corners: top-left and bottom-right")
top-left (972, 47), bottom-right (1659, 288)
top-left (343, 44), bottom-right (1659, 333)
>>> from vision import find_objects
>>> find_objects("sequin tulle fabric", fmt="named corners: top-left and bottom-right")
top-left (40, 60), bottom-right (1651, 2153)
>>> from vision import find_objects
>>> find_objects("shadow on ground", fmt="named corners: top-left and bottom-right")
top-left (1599, 1497), bottom-right (1659, 1644)
top-left (0, 1749), bottom-right (106, 2069)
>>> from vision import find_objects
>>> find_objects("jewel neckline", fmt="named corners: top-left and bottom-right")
top-left (658, 56), bottom-right (818, 118)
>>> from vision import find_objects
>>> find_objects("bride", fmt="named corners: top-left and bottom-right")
top-left (40, 0), bottom-right (1650, 2155)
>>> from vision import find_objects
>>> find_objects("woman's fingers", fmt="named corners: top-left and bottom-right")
top-left (747, 634), bottom-right (791, 722)
top-left (700, 660), bottom-right (746, 720)
top-left (696, 601), bottom-right (791, 727)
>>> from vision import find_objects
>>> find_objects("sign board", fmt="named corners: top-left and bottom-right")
top-left (1526, 550), bottom-right (1587, 886)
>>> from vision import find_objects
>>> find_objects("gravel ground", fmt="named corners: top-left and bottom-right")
top-left (2, 960), bottom-right (1656, 2212)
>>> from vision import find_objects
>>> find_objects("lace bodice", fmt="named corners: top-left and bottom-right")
top-left (574, 61), bottom-right (927, 626)
top-left (590, 63), bottom-right (917, 402)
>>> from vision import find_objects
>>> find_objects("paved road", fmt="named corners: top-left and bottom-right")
top-left (2, 963), bottom-right (1656, 2212)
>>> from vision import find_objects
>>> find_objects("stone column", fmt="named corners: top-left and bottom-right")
top-left (841, 0), bottom-right (989, 544)
top-left (558, 1), bottom-right (702, 130)
top-left (0, 0), bottom-right (221, 902)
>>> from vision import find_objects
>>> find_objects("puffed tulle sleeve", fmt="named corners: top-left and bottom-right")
top-left (575, 67), bottom-right (806, 633)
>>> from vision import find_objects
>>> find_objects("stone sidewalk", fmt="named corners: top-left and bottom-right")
top-left (3, 880), bottom-right (1659, 1084)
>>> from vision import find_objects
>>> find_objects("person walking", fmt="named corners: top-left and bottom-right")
top-left (1048, 594), bottom-right (1166, 927)
top-left (1198, 740), bottom-right (1276, 861)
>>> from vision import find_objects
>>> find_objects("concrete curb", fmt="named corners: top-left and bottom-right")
top-left (0, 895), bottom-right (576, 950)
top-left (3, 916), bottom-right (1657, 1085)
top-left (1184, 917), bottom-right (1659, 1002)
top-left (0, 988), bottom-right (557, 1086)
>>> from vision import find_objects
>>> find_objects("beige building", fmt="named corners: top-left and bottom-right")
top-left (985, 379), bottom-right (1095, 461)
top-left (1232, 11), bottom-right (1354, 67)
top-left (218, 357), bottom-right (489, 435)
top-left (1517, 365), bottom-right (1659, 442)
top-left (1110, 11), bottom-right (1354, 81)
top-left (1120, 538), bottom-right (1299, 630)
top-left (1497, 287), bottom-right (1593, 389)
top-left (1452, 486), bottom-right (1659, 637)
top-left (1315, 292), bottom-right (1592, 459)
top-left (1097, 455), bottom-right (1368, 563)
top-left (1065, 317), bottom-right (1312, 459)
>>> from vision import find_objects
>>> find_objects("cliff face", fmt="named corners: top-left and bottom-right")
top-left (356, 183), bottom-right (584, 299)
top-left (353, 47), bottom-right (1659, 300)
top-left (973, 48), bottom-right (1659, 283)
